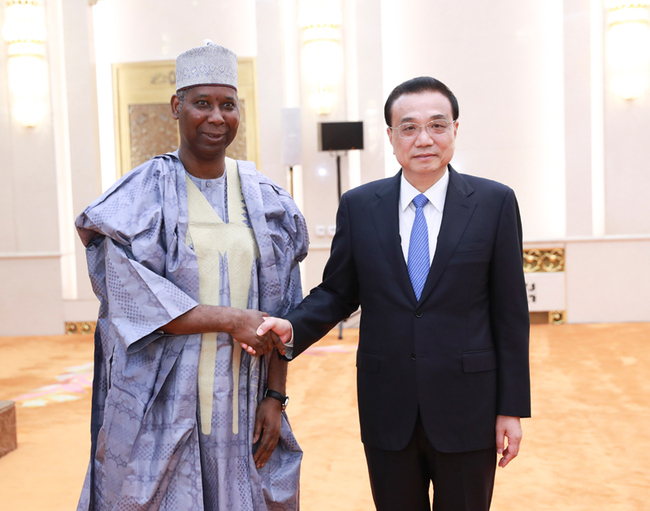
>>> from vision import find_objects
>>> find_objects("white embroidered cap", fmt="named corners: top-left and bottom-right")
top-left (175, 39), bottom-right (238, 92)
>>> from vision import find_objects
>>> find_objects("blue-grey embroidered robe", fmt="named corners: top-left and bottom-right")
top-left (75, 152), bottom-right (308, 510)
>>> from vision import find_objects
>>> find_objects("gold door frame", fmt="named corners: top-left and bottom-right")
top-left (112, 58), bottom-right (260, 178)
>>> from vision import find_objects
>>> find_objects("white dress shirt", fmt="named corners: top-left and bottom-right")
top-left (399, 168), bottom-right (450, 265)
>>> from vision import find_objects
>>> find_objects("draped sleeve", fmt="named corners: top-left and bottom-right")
top-left (75, 156), bottom-right (199, 353)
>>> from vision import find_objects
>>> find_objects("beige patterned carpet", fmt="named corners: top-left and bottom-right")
top-left (1, 323), bottom-right (649, 510)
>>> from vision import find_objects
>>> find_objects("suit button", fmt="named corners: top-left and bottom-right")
top-left (411, 353), bottom-right (416, 360)
top-left (415, 309), bottom-right (423, 318)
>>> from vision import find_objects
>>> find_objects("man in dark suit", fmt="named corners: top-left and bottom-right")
top-left (257, 76), bottom-right (531, 510)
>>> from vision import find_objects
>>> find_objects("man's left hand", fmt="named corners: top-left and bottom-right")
top-left (496, 415), bottom-right (522, 468)
top-left (252, 396), bottom-right (283, 469)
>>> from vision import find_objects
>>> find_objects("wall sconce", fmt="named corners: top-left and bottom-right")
top-left (299, 0), bottom-right (343, 115)
top-left (606, 1), bottom-right (650, 99)
top-left (2, 0), bottom-right (48, 127)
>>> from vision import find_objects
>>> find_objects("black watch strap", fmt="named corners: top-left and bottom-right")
top-left (264, 389), bottom-right (289, 410)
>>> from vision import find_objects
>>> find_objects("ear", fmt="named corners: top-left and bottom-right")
top-left (387, 127), bottom-right (397, 154)
top-left (170, 95), bottom-right (180, 120)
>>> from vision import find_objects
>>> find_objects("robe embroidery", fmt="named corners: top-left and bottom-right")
top-left (185, 158), bottom-right (260, 435)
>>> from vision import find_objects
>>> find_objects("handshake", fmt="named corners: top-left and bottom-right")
top-left (237, 315), bottom-right (293, 356)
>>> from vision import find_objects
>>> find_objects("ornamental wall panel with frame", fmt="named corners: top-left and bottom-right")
top-left (112, 58), bottom-right (260, 179)
top-left (523, 247), bottom-right (566, 324)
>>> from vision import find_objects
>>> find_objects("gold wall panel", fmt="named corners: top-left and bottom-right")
top-left (523, 248), bottom-right (565, 273)
top-left (129, 103), bottom-right (178, 168)
top-left (113, 58), bottom-right (259, 178)
top-left (127, 100), bottom-right (248, 170)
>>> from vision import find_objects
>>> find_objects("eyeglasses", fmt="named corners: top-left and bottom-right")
top-left (389, 119), bottom-right (456, 139)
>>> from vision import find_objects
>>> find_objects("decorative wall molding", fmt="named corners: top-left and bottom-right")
top-left (549, 310), bottom-right (566, 325)
top-left (0, 252), bottom-right (61, 260)
top-left (523, 248), bottom-right (565, 273)
top-left (65, 321), bottom-right (96, 335)
top-left (530, 311), bottom-right (567, 325)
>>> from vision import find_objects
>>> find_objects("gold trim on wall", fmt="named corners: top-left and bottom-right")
top-left (529, 311), bottom-right (567, 325)
top-left (549, 311), bottom-right (566, 325)
top-left (112, 58), bottom-right (260, 179)
top-left (523, 248), bottom-right (565, 273)
top-left (65, 321), bottom-right (96, 335)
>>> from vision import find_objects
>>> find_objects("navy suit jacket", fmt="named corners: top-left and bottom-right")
top-left (286, 166), bottom-right (531, 453)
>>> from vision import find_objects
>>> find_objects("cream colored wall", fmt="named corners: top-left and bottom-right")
top-left (261, 0), bottom-right (389, 292)
top-left (54, 0), bottom-right (103, 323)
top-left (564, 0), bottom-right (596, 237)
top-left (604, 91), bottom-right (650, 235)
top-left (0, 1), bottom-right (64, 335)
top-left (380, 0), bottom-right (567, 241)
top-left (94, 0), bottom-right (257, 63)
top-left (255, 0), bottom-right (287, 188)
top-left (566, 238), bottom-right (650, 322)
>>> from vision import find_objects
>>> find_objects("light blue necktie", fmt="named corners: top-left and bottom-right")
top-left (408, 194), bottom-right (430, 300)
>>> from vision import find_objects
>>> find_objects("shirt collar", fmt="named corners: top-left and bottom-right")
top-left (400, 167), bottom-right (450, 213)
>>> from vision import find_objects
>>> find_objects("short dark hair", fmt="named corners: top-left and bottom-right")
top-left (176, 89), bottom-right (188, 111)
top-left (384, 76), bottom-right (459, 126)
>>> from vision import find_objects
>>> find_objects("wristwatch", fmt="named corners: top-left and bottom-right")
top-left (264, 388), bottom-right (289, 411)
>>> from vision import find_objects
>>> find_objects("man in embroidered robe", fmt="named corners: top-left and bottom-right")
top-left (75, 40), bottom-right (308, 511)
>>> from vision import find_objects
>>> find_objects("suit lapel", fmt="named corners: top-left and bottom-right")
top-left (370, 173), bottom-right (414, 300)
top-left (418, 167), bottom-right (477, 304)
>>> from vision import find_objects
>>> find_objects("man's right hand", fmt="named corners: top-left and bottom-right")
top-left (231, 310), bottom-right (286, 356)
top-left (255, 317), bottom-right (293, 344)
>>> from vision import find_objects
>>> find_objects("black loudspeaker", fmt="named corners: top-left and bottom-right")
top-left (319, 121), bottom-right (364, 151)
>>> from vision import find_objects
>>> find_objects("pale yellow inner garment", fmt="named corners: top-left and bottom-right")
top-left (185, 158), bottom-right (260, 435)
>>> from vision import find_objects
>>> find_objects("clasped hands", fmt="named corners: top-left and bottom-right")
top-left (237, 316), bottom-right (292, 355)
top-left (234, 311), bottom-right (290, 356)
top-left (161, 306), bottom-right (290, 357)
